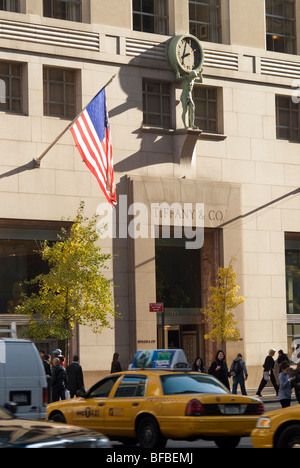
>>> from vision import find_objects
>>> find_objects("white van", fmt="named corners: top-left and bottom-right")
top-left (0, 338), bottom-right (47, 419)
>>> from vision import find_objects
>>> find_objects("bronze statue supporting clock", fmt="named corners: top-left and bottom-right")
top-left (168, 34), bottom-right (204, 130)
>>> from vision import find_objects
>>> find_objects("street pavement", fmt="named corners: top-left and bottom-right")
top-left (112, 387), bottom-right (299, 449)
top-left (167, 388), bottom-right (299, 448)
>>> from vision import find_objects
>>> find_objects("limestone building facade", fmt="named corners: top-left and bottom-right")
top-left (0, 0), bottom-right (300, 388)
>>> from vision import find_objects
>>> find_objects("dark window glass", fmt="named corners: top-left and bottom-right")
top-left (194, 86), bottom-right (218, 133)
top-left (0, 0), bottom-right (19, 12)
top-left (156, 236), bottom-right (201, 308)
top-left (266, 0), bottom-right (296, 54)
top-left (133, 0), bottom-right (168, 34)
top-left (114, 376), bottom-right (147, 397)
top-left (286, 236), bottom-right (300, 315)
top-left (43, 0), bottom-right (82, 22)
top-left (143, 80), bottom-right (171, 128)
top-left (276, 95), bottom-right (300, 141)
top-left (0, 241), bottom-right (47, 315)
top-left (189, 0), bottom-right (222, 43)
top-left (0, 61), bottom-right (22, 114)
top-left (43, 67), bottom-right (76, 119)
top-left (160, 374), bottom-right (229, 395)
top-left (88, 376), bottom-right (120, 398)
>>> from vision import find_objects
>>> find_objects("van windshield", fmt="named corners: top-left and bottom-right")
top-left (0, 406), bottom-right (13, 420)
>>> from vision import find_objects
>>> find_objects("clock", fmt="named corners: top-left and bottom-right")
top-left (168, 34), bottom-right (204, 75)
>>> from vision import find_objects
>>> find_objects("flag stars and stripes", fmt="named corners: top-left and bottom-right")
top-left (70, 88), bottom-right (116, 206)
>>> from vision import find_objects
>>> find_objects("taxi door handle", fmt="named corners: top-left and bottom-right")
top-left (98, 402), bottom-right (105, 407)
top-left (132, 402), bottom-right (139, 406)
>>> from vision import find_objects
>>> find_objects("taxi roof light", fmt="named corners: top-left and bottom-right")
top-left (130, 349), bottom-right (190, 370)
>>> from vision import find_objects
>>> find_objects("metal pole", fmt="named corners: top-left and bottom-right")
top-left (33, 74), bottom-right (116, 168)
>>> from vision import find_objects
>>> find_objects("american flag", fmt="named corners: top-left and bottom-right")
top-left (70, 89), bottom-right (117, 206)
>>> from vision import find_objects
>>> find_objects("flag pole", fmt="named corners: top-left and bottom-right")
top-left (33, 74), bottom-right (116, 168)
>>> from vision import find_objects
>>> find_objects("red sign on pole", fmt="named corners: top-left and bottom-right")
top-left (149, 303), bottom-right (164, 313)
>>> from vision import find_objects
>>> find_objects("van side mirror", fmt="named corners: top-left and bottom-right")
top-left (4, 402), bottom-right (17, 416)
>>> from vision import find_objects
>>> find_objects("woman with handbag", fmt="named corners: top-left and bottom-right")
top-left (256, 348), bottom-right (279, 397)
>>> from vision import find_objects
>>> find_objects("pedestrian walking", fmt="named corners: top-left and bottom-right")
top-left (208, 350), bottom-right (230, 390)
top-left (277, 349), bottom-right (290, 368)
top-left (66, 355), bottom-right (85, 398)
top-left (292, 362), bottom-right (300, 404)
top-left (52, 357), bottom-right (68, 402)
top-left (230, 353), bottom-right (248, 395)
top-left (278, 361), bottom-right (295, 408)
top-left (43, 354), bottom-right (52, 403)
top-left (53, 348), bottom-right (65, 367)
top-left (111, 352), bottom-right (122, 373)
top-left (192, 357), bottom-right (206, 373)
top-left (256, 348), bottom-right (279, 397)
top-left (42, 353), bottom-right (52, 377)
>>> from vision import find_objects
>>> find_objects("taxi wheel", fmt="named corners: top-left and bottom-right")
top-left (137, 416), bottom-right (167, 449)
top-left (49, 412), bottom-right (66, 423)
top-left (276, 424), bottom-right (300, 448)
top-left (214, 436), bottom-right (241, 448)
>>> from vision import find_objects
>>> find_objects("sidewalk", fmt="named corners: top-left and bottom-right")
top-left (246, 387), bottom-right (298, 404)
top-left (247, 387), bottom-right (278, 403)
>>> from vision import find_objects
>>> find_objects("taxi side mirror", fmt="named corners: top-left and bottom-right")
top-left (76, 388), bottom-right (86, 398)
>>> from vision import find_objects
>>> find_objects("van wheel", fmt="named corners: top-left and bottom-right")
top-left (50, 412), bottom-right (66, 423)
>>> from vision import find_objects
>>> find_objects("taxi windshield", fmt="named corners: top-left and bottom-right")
top-left (160, 374), bottom-right (229, 395)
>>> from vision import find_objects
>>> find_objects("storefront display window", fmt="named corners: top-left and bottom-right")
top-left (0, 225), bottom-right (67, 315)
top-left (286, 235), bottom-right (300, 315)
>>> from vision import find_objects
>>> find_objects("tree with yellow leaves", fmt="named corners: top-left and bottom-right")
top-left (15, 202), bottom-right (118, 362)
top-left (202, 259), bottom-right (244, 346)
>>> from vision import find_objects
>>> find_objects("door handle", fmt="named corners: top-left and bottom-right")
top-left (98, 402), bottom-right (105, 407)
top-left (132, 402), bottom-right (139, 406)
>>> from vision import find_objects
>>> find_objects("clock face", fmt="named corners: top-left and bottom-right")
top-left (176, 36), bottom-right (202, 73)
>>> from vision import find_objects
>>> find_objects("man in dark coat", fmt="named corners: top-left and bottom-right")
top-left (66, 355), bottom-right (85, 398)
top-left (52, 357), bottom-right (68, 402)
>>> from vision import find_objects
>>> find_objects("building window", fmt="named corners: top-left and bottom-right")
top-left (276, 95), bottom-right (300, 141)
top-left (189, 0), bottom-right (221, 43)
top-left (287, 323), bottom-right (300, 361)
top-left (266, 0), bottom-right (296, 54)
top-left (43, 67), bottom-right (76, 119)
top-left (133, 0), bottom-right (169, 35)
top-left (194, 86), bottom-right (218, 133)
top-left (143, 80), bottom-right (171, 128)
top-left (156, 235), bottom-right (202, 309)
top-left (43, 0), bottom-right (82, 22)
top-left (0, 0), bottom-right (19, 11)
top-left (286, 235), bottom-right (300, 315)
top-left (0, 224), bottom-right (69, 315)
top-left (0, 61), bottom-right (22, 114)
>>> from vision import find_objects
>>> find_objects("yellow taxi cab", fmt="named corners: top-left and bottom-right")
top-left (251, 405), bottom-right (300, 448)
top-left (47, 349), bottom-right (264, 448)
